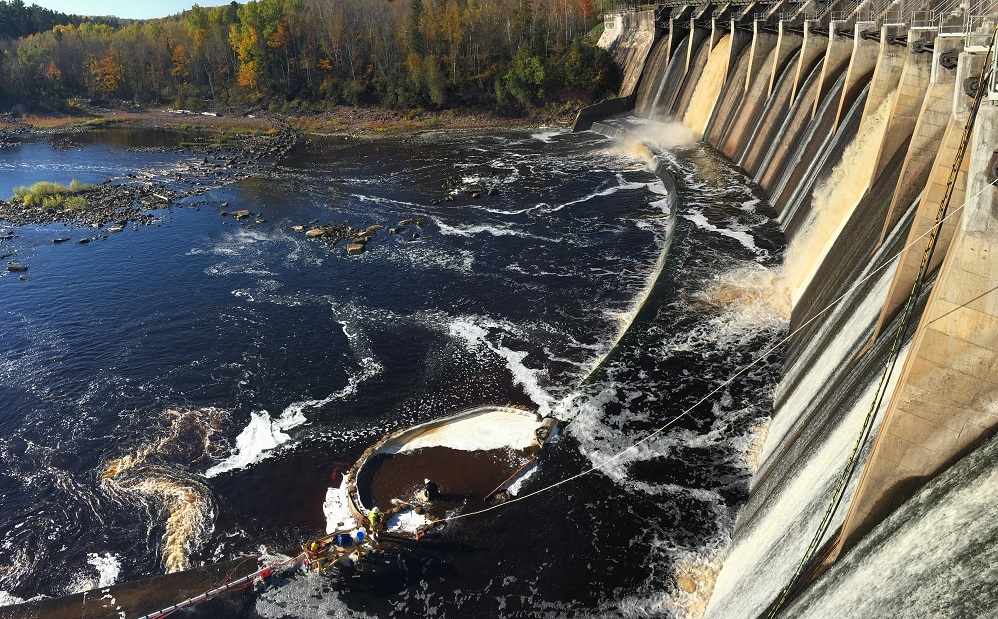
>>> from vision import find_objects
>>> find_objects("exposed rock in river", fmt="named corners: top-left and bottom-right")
top-left (0, 127), bottom-right (299, 229)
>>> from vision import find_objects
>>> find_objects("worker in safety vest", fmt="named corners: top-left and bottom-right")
top-left (368, 506), bottom-right (382, 532)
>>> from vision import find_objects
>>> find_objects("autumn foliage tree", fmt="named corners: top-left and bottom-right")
top-left (0, 0), bottom-right (620, 114)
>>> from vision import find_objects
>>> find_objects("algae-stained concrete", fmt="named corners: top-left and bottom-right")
top-left (833, 103), bottom-right (998, 558)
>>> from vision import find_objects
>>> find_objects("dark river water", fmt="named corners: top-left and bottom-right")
top-left (0, 124), bottom-right (785, 617)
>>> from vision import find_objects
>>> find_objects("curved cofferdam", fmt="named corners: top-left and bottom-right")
top-left (590, 5), bottom-right (998, 618)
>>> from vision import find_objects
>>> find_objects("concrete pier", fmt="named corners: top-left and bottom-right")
top-left (834, 101), bottom-right (998, 558)
top-left (834, 22), bottom-right (879, 129)
top-left (810, 20), bottom-right (854, 120)
top-left (586, 6), bottom-right (998, 614)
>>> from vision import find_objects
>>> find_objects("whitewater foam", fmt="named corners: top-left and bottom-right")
top-left (397, 409), bottom-right (539, 453)
top-left (205, 409), bottom-right (300, 477)
top-left (683, 210), bottom-right (767, 257)
top-left (531, 129), bottom-right (568, 143)
top-left (323, 479), bottom-right (354, 534)
top-left (87, 553), bottom-right (121, 588)
top-left (447, 317), bottom-right (557, 416)
top-left (208, 318), bottom-right (383, 477)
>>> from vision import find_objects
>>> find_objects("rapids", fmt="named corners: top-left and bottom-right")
top-left (0, 125), bottom-right (785, 617)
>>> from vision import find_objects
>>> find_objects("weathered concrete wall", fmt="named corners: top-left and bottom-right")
top-left (597, 10), bottom-right (659, 98)
top-left (704, 32), bottom-right (755, 145)
top-left (718, 30), bottom-right (779, 159)
top-left (876, 34), bottom-right (964, 249)
top-left (769, 25), bottom-right (804, 98)
top-left (811, 21), bottom-right (854, 120)
top-left (859, 26), bottom-right (907, 136)
top-left (870, 31), bottom-right (934, 182)
top-left (634, 35), bottom-right (675, 118)
top-left (584, 9), bottom-right (998, 611)
top-left (833, 100), bottom-right (998, 557)
top-left (791, 22), bottom-right (829, 105)
top-left (873, 48), bottom-right (985, 341)
top-left (835, 22), bottom-right (879, 129)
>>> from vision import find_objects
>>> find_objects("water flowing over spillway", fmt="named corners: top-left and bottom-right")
top-left (593, 7), bottom-right (998, 617)
top-left (7, 6), bottom-right (998, 614)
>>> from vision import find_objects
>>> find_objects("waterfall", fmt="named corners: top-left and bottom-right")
top-left (782, 429), bottom-right (998, 617)
top-left (648, 34), bottom-right (690, 120)
top-left (582, 10), bottom-right (998, 618)
top-left (738, 50), bottom-right (801, 174)
top-left (767, 70), bottom-right (847, 213)
top-left (635, 36), bottom-right (676, 118)
top-left (703, 211), bottom-right (918, 619)
top-left (754, 58), bottom-right (825, 188)
top-left (776, 83), bottom-right (870, 229)
top-left (671, 35), bottom-right (712, 120)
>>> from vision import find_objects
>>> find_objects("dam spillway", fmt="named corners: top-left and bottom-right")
top-left (590, 1), bottom-right (998, 616)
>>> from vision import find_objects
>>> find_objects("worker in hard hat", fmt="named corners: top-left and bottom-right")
top-left (368, 506), bottom-right (382, 532)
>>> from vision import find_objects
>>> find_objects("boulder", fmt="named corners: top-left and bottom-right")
top-left (305, 227), bottom-right (326, 238)
top-left (346, 243), bottom-right (365, 256)
top-left (53, 237), bottom-right (70, 243)
top-left (291, 225), bottom-right (305, 233)
top-left (7, 263), bottom-right (27, 272)
top-left (107, 225), bottom-right (124, 233)
top-left (232, 209), bottom-right (250, 220)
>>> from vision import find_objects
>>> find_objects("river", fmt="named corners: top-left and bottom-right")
top-left (0, 124), bottom-right (785, 617)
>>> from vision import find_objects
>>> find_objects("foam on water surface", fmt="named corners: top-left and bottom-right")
top-left (397, 410), bottom-right (539, 453)
top-left (205, 409), bottom-right (300, 477)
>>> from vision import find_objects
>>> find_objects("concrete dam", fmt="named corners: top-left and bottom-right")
top-left (587, 0), bottom-right (998, 616)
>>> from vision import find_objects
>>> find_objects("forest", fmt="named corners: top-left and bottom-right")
top-left (0, 0), bottom-right (621, 115)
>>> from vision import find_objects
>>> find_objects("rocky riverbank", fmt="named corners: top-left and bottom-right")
top-left (0, 103), bottom-right (569, 230)
top-left (0, 127), bottom-right (298, 228)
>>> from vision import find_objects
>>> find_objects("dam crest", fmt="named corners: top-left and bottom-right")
top-left (585, 0), bottom-right (998, 616)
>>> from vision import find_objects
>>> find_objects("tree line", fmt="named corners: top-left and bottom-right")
top-left (0, 0), bottom-right (118, 39)
top-left (0, 0), bottom-right (621, 115)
